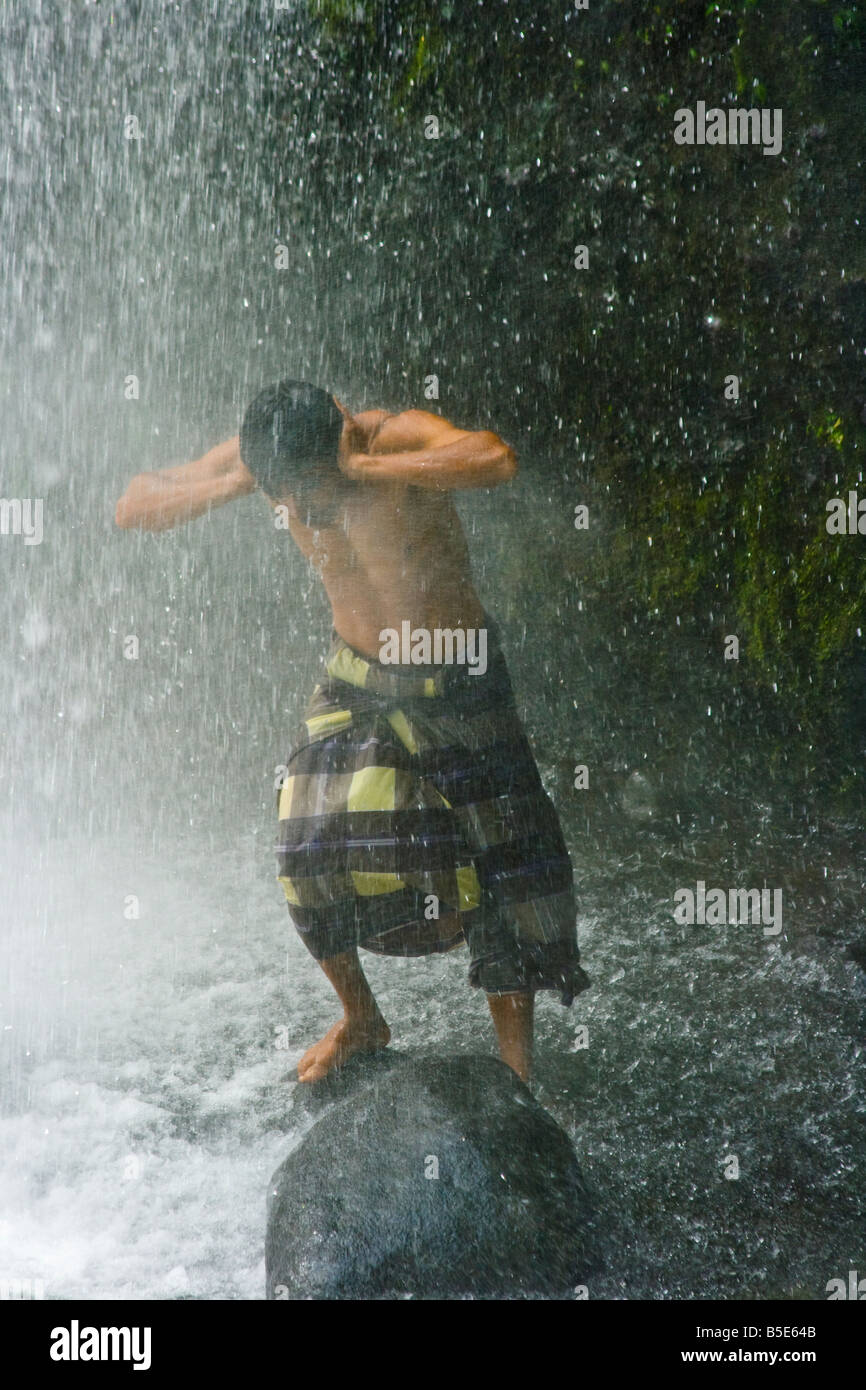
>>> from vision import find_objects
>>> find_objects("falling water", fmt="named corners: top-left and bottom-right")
top-left (1, 2), bottom-right (863, 1300)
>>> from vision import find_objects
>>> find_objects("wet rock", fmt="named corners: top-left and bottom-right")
top-left (498, 163), bottom-right (532, 186)
top-left (716, 436), bottom-right (746, 462)
top-left (845, 939), bottom-right (866, 974)
top-left (620, 769), bottom-right (657, 822)
top-left (266, 1053), bottom-right (595, 1299)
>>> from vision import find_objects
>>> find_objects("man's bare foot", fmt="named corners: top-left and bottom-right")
top-left (297, 1015), bottom-right (391, 1083)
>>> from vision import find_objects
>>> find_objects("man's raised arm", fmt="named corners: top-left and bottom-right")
top-left (338, 409), bottom-right (517, 490)
top-left (115, 435), bottom-right (257, 531)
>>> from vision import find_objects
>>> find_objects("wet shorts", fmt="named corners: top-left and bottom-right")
top-left (275, 619), bottom-right (589, 1003)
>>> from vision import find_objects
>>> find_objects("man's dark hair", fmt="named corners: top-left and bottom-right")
top-left (239, 379), bottom-right (343, 498)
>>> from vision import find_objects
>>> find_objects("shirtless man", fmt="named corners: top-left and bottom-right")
top-left (116, 381), bottom-right (587, 1083)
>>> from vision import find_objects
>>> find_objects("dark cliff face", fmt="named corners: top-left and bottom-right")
top-left (280, 0), bottom-right (865, 781)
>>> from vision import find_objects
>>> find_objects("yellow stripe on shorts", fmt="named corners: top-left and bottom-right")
top-left (386, 709), bottom-right (418, 755)
top-left (305, 708), bottom-right (353, 738)
top-left (347, 765), bottom-right (396, 812)
top-left (326, 645), bottom-right (370, 689)
top-left (277, 777), bottom-right (295, 820)
top-left (351, 871), bottom-right (405, 896)
top-left (278, 874), bottom-right (301, 906)
top-left (455, 864), bottom-right (482, 911)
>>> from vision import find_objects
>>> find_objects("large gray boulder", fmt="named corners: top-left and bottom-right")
top-left (266, 1053), bottom-right (595, 1299)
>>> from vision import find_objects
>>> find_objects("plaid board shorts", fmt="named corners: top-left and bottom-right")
top-left (275, 619), bottom-right (590, 1003)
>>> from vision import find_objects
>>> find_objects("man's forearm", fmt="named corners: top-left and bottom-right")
top-left (341, 435), bottom-right (517, 490)
top-left (115, 434), bottom-right (256, 530)
top-left (193, 435), bottom-right (243, 477)
top-left (115, 468), bottom-right (251, 531)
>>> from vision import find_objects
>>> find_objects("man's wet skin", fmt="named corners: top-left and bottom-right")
top-left (114, 399), bottom-right (529, 1082)
top-left (265, 406), bottom-right (520, 1080)
top-left (271, 410), bottom-right (488, 664)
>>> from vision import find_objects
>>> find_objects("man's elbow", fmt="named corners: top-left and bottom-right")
top-left (499, 446), bottom-right (517, 481)
top-left (492, 443), bottom-right (517, 484)
top-left (115, 472), bottom-right (167, 529)
top-left (475, 432), bottom-right (517, 484)
top-left (115, 496), bottom-right (135, 528)
top-left (115, 483), bottom-right (153, 530)
top-left (115, 493), bottom-right (150, 529)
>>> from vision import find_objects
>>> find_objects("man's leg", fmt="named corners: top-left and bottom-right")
top-left (462, 893), bottom-right (535, 1082)
top-left (297, 948), bottom-right (391, 1083)
top-left (487, 991), bottom-right (534, 1083)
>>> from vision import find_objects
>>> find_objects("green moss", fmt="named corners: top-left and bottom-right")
top-left (808, 409), bottom-right (845, 452)
top-left (301, 0), bottom-right (866, 759)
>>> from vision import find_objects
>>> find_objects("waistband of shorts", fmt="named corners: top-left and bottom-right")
top-left (324, 615), bottom-right (503, 699)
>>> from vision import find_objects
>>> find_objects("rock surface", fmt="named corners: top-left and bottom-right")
top-left (266, 1052), bottom-right (595, 1299)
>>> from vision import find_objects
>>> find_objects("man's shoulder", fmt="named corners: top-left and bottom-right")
top-left (360, 405), bottom-right (455, 428)
top-left (369, 408), bottom-right (466, 454)
top-left (353, 408), bottom-right (391, 429)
